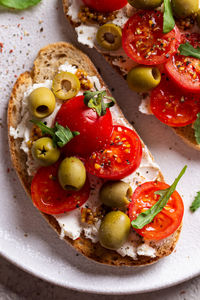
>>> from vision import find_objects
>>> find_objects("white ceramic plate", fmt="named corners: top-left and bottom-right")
top-left (1, 0), bottom-right (200, 295)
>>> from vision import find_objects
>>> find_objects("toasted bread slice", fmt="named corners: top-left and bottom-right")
top-left (8, 42), bottom-right (181, 266)
top-left (62, 0), bottom-right (200, 151)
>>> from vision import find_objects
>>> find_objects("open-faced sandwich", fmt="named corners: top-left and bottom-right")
top-left (8, 42), bottom-right (185, 266)
top-left (63, 0), bottom-right (200, 150)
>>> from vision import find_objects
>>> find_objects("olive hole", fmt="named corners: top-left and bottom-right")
top-left (152, 68), bottom-right (160, 80)
top-left (37, 105), bottom-right (49, 114)
top-left (61, 80), bottom-right (72, 92)
top-left (103, 33), bottom-right (115, 44)
top-left (65, 185), bottom-right (77, 191)
top-left (39, 147), bottom-right (47, 155)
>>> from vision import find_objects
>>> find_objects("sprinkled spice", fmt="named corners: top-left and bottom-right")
top-left (75, 69), bottom-right (93, 90)
top-left (0, 43), bottom-right (3, 53)
top-left (176, 15), bottom-right (195, 31)
top-left (81, 206), bottom-right (106, 224)
top-left (78, 6), bottom-right (116, 25)
top-left (27, 125), bottom-right (43, 149)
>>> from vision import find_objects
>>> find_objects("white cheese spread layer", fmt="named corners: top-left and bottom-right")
top-left (10, 61), bottom-right (161, 260)
top-left (66, 0), bottom-right (134, 74)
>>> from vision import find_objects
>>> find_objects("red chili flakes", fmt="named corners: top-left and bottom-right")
top-left (9, 49), bottom-right (13, 54)
top-left (0, 43), bottom-right (3, 53)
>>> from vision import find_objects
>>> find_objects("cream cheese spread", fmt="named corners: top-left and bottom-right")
top-left (10, 61), bottom-right (161, 260)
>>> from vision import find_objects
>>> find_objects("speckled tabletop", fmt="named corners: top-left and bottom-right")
top-left (1, 0), bottom-right (200, 298)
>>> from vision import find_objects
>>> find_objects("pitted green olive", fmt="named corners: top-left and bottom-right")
top-left (99, 211), bottom-right (131, 250)
top-left (100, 181), bottom-right (132, 209)
top-left (128, 0), bottom-right (163, 9)
top-left (28, 87), bottom-right (56, 119)
top-left (172, 0), bottom-right (199, 18)
top-left (52, 72), bottom-right (80, 100)
top-left (96, 24), bottom-right (122, 51)
top-left (58, 157), bottom-right (86, 191)
top-left (31, 137), bottom-right (60, 166)
top-left (127, 66), bottom-right (161, 93)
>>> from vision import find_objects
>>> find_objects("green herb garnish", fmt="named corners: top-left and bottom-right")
top-left (190, 192), bottom-right (200, 212)
top-left (178, 42), bottom-right (200, 59)
top-left (0, 0), bottom-right (41, 9)
top-left (163, 0), bottom-right (175, 34)
top-left (194, 113), bottom-right (200, 145)
top-left (84, 90), bottom-right (115, 117)
top-left (131, 166), bottom-right (187, 230)
top-left (30, 120), bottom-right (79, 148)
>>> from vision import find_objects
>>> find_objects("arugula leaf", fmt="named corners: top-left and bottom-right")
top-left (30, 120), bottom-right (79, 148)
top-left (178, 42), bottom-right (200, 59)
top-left (0, 0), bottom-right (41, 9)
top-left (190, 192), bottom-right (200, 212)
top-left (131, 166), bottom-right (187, 229)
top-left (163, 0), bottom-right (175, 34)
top-left (84, 90), bottom-right (116, 117)
top-left (194, 113), bottom-right (200, 145)
top-left (54, 123), bottom-right (79, 148)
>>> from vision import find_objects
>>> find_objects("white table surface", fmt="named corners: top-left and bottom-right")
top-left (0, 0), bottom-right (200, 298)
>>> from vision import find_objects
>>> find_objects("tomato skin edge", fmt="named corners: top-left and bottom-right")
top-left (165, 59), bottom-right (200, 94)
top-left (129, 181), bottom-right (184, 241)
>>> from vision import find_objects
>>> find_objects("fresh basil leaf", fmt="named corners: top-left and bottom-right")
top-left (0, 0), bottom-right (41, 9)
top-left (163, 0), bottom-right (175, 34)
top-left (194, 113), bottom-right (200, 145)
top-left (30, 120), bottom-right (79, 148)
top-left (190, 192), bottom-right (200, 212)
top-left (131, 166), bottom-right (187, 230)
top-left (178, 42), bottom-right (200, 59)
top-left (84, 90), bottom-right (115, 117)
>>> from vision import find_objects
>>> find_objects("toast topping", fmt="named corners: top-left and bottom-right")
top-left (11, 59), bottom-right (180, 260)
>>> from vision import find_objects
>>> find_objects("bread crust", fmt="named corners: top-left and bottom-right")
top-left (62, 0), bottom-right (200, 151)
top-left (8, 42), bottom-right (181, 266)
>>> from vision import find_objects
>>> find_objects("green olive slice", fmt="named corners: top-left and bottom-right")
top-left (96, 23), bottom-right (122, 51)
top-left (172, 0), bottom-right (198, 18)
top-left (99, 211), bottom-right (131, 250)
top-left (52, 72), bottom-right (80, 100)
top-left (127, 66), bottom-right (161, 93)
top-left (28, 87), bottom-right (56, 119)
top-left (31, 137), bottom-right (60, 166)
top-left (128, 0), bottom-right (163, 9)
top-left (58, 157), bottom-right (86, 191)
top-left (100, 181), bottom-right (132, 209)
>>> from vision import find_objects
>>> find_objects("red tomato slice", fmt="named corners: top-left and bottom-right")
top-left (165, 33), bottom-right (200, 93)
top-left (82, 0), bottom-right (127, 12)
top-left (150, 76), bottom-right (200, 127)
top-left (122, 10), bottom-right (181, 65)
top-left (85, 125), bottom-right (142, 180)
top-left (129, 181), bottom-right (184, 240)
top-left (31, 162), bottom-right (90, 214)
top-left (55, 95), bottom-right (113, 157)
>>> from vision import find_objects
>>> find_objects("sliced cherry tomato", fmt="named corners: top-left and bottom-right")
top-left (150, 76), bottom-right (200, 127)
top-left (122, 10), bottom-right (181, 65)
top-left (55, 95), bottom-right (113, 157)
top-left (85, 125), bottom-right (142, 180)
top-left (129, 181), bottom-right (184, 240)
top-left (165, 33), bottom-right (200, 93)
top-left (82, 0), bottom-right (127, 12)
top-left (31, 162), bottom-right (90, 214)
